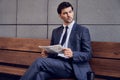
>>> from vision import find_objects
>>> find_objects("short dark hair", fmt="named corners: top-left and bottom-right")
top-left (57, 2), bottom-right (73, 14)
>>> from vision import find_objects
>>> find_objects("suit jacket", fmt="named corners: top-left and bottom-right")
top-left (50, 23), bottom-right (92, 80)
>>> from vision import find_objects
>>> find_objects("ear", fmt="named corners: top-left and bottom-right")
top-left (59, 14), bottom-right (62, 19)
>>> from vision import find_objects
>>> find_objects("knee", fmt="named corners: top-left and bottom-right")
top-left (34, 58), bottom-right (46, 66)
top-left (35, 58), bottom-right (44, 63)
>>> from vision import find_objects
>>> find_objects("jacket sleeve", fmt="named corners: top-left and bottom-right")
top-left (50, 29), bottom-right (55, 45)
top-left (72, 27), bottom-right (92, 63)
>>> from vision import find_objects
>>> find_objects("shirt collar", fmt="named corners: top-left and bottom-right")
top-left (62, 20), bottom-right (75, 30)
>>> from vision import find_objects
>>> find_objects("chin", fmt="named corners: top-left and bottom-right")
top-left (68, 20), bottom-right (73, 23)
top-left (64, 20), bottom-right (73, 24)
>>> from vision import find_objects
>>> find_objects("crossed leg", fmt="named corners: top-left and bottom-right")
top-left (20, 57), bottom-right (74, 80)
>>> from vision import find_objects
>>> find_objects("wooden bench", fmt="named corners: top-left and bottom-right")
top-left (0, 37), bottom-right (120, 80)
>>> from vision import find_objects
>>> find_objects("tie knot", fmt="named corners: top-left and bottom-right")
top-left (66, 26), bottom-right (68, 28)
top-left (65, 26), bottom-right (68, 30)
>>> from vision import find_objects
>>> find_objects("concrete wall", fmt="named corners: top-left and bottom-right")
top-left (0, 0), bottom-right (120, 42)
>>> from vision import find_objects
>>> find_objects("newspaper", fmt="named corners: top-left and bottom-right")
top-left (38, 45), bottom-right (64, 53)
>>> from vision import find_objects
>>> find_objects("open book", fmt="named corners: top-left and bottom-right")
top-left (38, 45), bottom-right (64, 53)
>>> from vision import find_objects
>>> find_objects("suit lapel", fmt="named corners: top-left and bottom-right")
top-left (55, 26), bottom-right (63, 44)
top-left (68, 23), bottom-right (78, 48)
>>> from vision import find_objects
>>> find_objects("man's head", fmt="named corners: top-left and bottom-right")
top-left (57, 2), bottom-right (74, 25)
top-left (57, 2), bottom-right (73, 14)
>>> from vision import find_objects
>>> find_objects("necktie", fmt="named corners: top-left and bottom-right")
top-left (61, 26), bottom-right (68, 46)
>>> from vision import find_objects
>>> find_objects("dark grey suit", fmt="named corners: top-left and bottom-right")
top-left (50, 23), bottom-right (92, 80)
top-left (20, 23), bottom-right (92, 80)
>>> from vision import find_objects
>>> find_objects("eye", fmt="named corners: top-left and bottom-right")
top-left (63, 12), bottom-right (67, 15)
top-left (69, 10), bottom-right (73, 13)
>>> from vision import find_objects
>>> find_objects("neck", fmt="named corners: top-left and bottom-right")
top-left (63, 20), bottom-right (74, 26)
top-left (64, 21), bottom-right (73, 26)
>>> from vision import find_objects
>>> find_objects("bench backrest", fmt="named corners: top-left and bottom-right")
top-left (0, 37), bottom-right (50, 66)
top-left (91, 42), bottom-right (120, 78)
top-left (0, 37), bottom-right (120, 78)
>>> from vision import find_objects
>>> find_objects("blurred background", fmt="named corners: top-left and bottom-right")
top-left (0, 0), bottom-right (120, 42)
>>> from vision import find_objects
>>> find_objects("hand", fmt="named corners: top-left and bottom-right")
top-left (63, 48), bottom-right (73, 58)
top-left (41, 48), bottom-right (48, 57)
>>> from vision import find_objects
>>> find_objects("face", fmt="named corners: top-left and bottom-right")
top-left (59, 7), bottom-right (74, 25)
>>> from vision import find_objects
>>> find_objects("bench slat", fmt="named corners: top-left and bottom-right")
top-left (0, 50), bottom-right (46, 66)
top-left (0, 37), bottom-right (50, 52)
top-left (92, 42), bottom-right (120, 59)
top-left (92, 42), bottom-right (120, 53)
top-left (93, 52), bottom-right (120, 59)
top-left (0, 65), bottom-right (26, 76)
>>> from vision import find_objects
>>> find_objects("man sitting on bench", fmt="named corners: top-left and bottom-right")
top-left (20, 1), bottom-right (92, 80)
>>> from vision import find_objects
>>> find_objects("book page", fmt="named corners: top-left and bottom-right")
top-left (38, 45), bottom-right (64, 53)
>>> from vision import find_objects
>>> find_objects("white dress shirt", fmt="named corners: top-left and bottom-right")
top-left (58, 20), bottom-right (75, 58)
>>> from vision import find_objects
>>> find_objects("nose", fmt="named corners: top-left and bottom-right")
top-left (67, 13), bottom-right (71, 17)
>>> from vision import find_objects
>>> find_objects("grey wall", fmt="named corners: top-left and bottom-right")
top-left (0, 0), bottom-right (120, 42)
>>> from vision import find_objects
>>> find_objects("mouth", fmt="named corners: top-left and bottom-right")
top-left (65, 19), bottom-right (73, 23)
top-left (67, 18), bottom-right (73, 21)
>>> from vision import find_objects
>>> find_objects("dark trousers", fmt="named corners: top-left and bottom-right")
top-left (20, 57), bottom-right (74, 80)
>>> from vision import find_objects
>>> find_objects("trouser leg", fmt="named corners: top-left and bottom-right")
top-left (36, 71), bottom-right (51, 80)
top-left (36, 58), bottom-right (74, 79)
top-left (20, 58), bottom-right (41, 80)
top-left (20, 57), bottom-right (74, 80)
